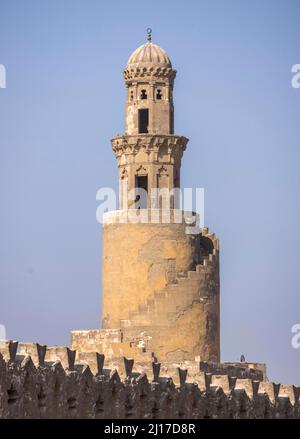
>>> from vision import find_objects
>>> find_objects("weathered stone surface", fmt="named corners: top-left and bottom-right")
top-left (18, 343), bottom-right (46, 367)
top-left (45, 347), bottom-right (76, 370)
top-left (0, 353), bottom-right (8, 418)
top-left (72, 226), bottom-right (220, 363)
top-left (0, 348), bottom-right (299, 419)
top-left (0, 340), bottom-right (18, 362)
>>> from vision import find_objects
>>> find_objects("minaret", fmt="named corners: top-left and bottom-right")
top-left (125, 28), bottom-right (175, 136)
top-left (112, 28), bottom-right (188, 211)
top-left (100, 32), bottom-right (220, 363)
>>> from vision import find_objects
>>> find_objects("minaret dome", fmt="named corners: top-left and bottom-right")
top-left (126, 42), bottom-right (172, 69)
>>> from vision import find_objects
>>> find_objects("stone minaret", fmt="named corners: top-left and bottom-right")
top-left (72, 32), bottom-right (220, 363)
top-left (112, 29), bottom-right (188, 211)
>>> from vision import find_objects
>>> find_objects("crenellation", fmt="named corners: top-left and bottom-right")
top-left (76, 351), bottom-right (105, 375)
top-left (199, 360), bottom-right (265, 381)
top-left (210, 374), bottom-right (231, 394)
top-left (45, 347), bottom-right (76, 370)
top-left (1, 345), bottom-right (298, 418)
top-left (278, 384), bottom-right (297, 406)
top-left (234, 379), bottom-right (255, 399)
top-left (0, 340), bottom-right (18, 362)
top-left (18, 342), bottom-right (46, 367)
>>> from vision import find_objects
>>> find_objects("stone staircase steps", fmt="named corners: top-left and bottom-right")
top-left (120, 229), bottom-right (219, 329)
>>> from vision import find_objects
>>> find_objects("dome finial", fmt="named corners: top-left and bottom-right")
top-left (146, 28), bottom-right (152, 42)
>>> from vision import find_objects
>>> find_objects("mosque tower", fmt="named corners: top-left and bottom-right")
top-left (72, 30), bottom-right (220, 363)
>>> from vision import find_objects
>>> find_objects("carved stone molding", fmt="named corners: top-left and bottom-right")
top-left (123, 66), bottom-right (177, 81)
top-left (158, 165), bottom-right (168, 176)
top-left (111, 134), bottom-right (188, 161)
top-left (120, 167), bottom-right (128, 179)
top-left (135, 165), bottom-right (147, 175)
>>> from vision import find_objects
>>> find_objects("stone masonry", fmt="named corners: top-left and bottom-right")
top-left (0, 341), bottom-right (299, 419)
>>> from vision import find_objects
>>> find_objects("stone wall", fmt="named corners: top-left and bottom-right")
top-left (0, 341), bottom-right (299, 419)
top-left (199, 361), bottom-right (267, 381)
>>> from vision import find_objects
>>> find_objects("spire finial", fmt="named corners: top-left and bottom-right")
top-left (146, 28), bottom-right (152, 42)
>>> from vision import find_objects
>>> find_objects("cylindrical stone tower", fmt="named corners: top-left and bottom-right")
top-left (102, 31), bottom-right (220, 362)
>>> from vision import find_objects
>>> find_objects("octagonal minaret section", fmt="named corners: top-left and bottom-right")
top-left (111, 31), bottom-right (188, 210)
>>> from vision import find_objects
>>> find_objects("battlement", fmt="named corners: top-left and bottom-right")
top-left (0, 340), bottom-right (299, 419)
top-left (199, 361), bottom-right (267, 381)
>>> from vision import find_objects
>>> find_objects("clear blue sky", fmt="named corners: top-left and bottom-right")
top-left (0, 0), bottom-right (299, 384)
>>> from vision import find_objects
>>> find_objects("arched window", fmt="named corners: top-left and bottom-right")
top-left (156, 89), bottom-right (162, 100)
top-left (140, 89), bottom-right (147, 99)
top-left (130, 90), bottom-right (134, 101)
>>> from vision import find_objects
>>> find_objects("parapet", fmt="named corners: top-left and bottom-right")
top-left (0, 340), bottom-right (299, 419)
top-left (199, 361), bottom-right (267, 381)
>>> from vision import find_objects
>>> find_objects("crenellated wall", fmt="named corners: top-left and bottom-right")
top-left (0, 341), bottom-right (299, 419)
